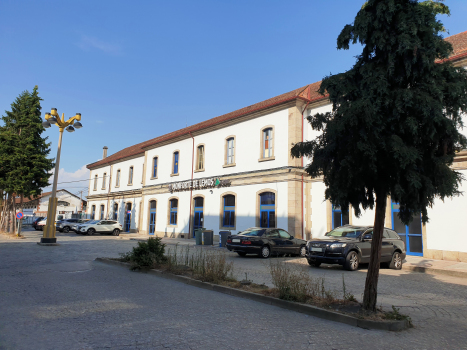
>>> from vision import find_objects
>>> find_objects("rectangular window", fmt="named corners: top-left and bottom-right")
top-left (93, 175), bottom-right (98, 190)
top-left (116, 170), bottom-right (120, 187)
top-left (170, 199), bottom-right (178, 225)
top-left (100, 205), bottom-right (105, 220)
top-left (173, 152), bottom-right (179, 174)
top-left (152, 157), bottom-right (158, 178)
top-left (102, 173), bottom-right (106, 189)
top-left (263, 129), bottom-right (273, 158)
top-left (128, 166), bottom-right (133, 184)
top-left (227, 138), bottom-right (234, 164)
top-left (197, 146), bottom-right (204, 170)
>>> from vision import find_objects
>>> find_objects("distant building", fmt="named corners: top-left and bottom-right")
top-left (16, 189), bottom-right (87, 220)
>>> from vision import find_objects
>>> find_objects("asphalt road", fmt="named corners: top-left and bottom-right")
top-left (0, 230), bottom-right (466, 350)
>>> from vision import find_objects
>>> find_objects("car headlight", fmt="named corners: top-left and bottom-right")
top-left (330, 243), bottom-right (347, 248)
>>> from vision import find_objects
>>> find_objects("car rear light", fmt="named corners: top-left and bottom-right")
top-left (242, 240), bottom-right (252, 245)
top-left (227, 239), bottom-right (232, 243)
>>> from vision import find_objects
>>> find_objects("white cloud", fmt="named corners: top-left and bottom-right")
top-left (76, 35), bottom-right (122, 55)
top-left (43, 165), bottom-right (90, 194)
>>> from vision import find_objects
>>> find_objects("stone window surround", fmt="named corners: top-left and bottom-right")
top-left (224, 135), bottom-right (236, 168)
top-left (93, 175), bottom-right (98, 191)
top-left (190, 194), bottom-right (205, 237)
top-left (171, 150), bottom-right (180, 177)
top-left (219, 191), bottom-right (237, 230)
top-left (259, 125), bottom-right (275, 162)
top-left (167, 196), bottom-right (179, 227)
top-left (195, 144), bottom-right (205, 172)
top-left (102, 173), bottom-right (107, 190)
top-left (115, 169), bottom-right (121, 188)
top-left (255, 188), bottom-right (278, 228)
top-left (146, 198), bottom-right (158, 234)
top-left (128, 166), bottom-right (134, 185)
top-left (150, 156), bottom-right (159, 179)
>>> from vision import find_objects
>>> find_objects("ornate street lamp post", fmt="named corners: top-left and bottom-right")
top-left (39, 108), bottom-right (83, 244)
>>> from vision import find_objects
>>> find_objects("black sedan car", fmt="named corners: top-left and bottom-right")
top-left (226, 227), bottom-right (307, 258)
top-left (306, 225), bottom-right (406, 271)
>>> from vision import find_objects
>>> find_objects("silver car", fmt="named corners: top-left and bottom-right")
top-left (77, 220), bottom-right (122, 236)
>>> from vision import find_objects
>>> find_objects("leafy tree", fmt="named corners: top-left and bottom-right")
top-left (0, 86), bottom-right (54, 230)
top-left (291, 0), bottom-right (467, 311)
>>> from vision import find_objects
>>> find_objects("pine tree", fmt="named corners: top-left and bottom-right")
top-left (0, 86), bottom-right (54, 232)
top-left (291, 0), bottom-right (467, 311)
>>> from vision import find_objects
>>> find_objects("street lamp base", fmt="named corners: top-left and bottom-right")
top-left (39, 237), bottom-right (57, 244)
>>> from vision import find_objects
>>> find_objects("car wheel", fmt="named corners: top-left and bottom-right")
top-left (63, 226), bottom-right (70, 233)
top-left (237, 252), bottom-right (246, 257)
top-left (389, 251), bottom-right (403, 270)
top-left (344, 251), bottom-right (360, 271)
top-left (87, 228), bottom-right (95, 236)
top-left (307, 260), bottom-right (321, 268)
top-left (260, 246), bottom-right (271, 259)
top-left (299, 246), bottom-right (307, 257)
top-left (112, 229), bottom-right (120, 236)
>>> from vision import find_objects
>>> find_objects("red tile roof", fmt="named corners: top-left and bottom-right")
top-left (87, 31), bottom-right (467, 170)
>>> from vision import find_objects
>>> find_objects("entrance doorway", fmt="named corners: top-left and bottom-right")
top-left (193, 197), bottom-right (204, 237)
top-left (391, 201), bottom-right (423, 256)
top-left (148, 200), bottom-right (156, 235)
top-left (124, 203), bottom-right (132, 232)
top-left (332, 206), bottom-right (349, 229)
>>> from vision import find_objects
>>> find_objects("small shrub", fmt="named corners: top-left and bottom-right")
top-left (383, 306), bottom-right (412, 326)
top-left (122, 237), bottom-right (167, 269)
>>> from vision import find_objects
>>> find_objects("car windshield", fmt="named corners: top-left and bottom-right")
top-left (325, 227), bottom-right (366, 238)
top-left (239, 228), bottom-right (265, 236)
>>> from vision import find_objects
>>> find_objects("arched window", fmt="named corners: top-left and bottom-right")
top-left (226, 137), bottom-right (235, 165)
top-left (222, 195), bottom-right (235, 228)
top-left (193, 197), bottom-right (204, 235)
top-left (152, 157), bottom-right (158, 178)
top-left (128, 166), bottom-right (134, 185)
top-left (93, 175), bottom-right (98, 190)
top-left (169, 199), bottom-right (178, 225)
top-left (100, 204), bottom-right (105, 220)
top-left (262, 128), bottom-right (273, 158)
top-left (113, 203), bottom-right (118, 220)
top-left (260, 192), bottom-right (275, 228)
top-left (116, 169), bottom-right (121, 187)
top-left (332, 206), bottom-right (349, 229)
top-left (196, 145), bottom-right (204, 171)
top-left (102, 173), bottom-right (107, 189)
top-left (172, 152), bottom-right (179, 175)
top-left (124, 203), bottom-right (132, 232)
top-left (149, 200), bottom-right (157, 234)
top-left (91, 205), bottom-right (96, 220)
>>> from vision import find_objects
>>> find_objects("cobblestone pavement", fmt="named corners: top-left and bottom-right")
top-left (0, 230), bottom-right (466, 350)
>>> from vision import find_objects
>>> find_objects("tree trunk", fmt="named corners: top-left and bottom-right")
top-left (362, 191), bottom-right (387, 312)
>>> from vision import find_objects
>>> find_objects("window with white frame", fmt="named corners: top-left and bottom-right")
top-left (196, 145), bottom-right (204, 170)
top-left (102, 173), bottom-right (107, 189)
top-left (227, 138), bottom-right (235, 164)
top-left (93, 175), bottom-right (98, 190)
top-left (116, 169), bottom-right (121, 187)
top-left (128, 166), bottom-right (134, 185)
top-left (262, 128), bottom-right (273, 158)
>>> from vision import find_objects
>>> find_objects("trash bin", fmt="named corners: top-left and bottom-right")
top-left (219, 231), bottom-right (231, 247)
top-left (202, 230), bottom-right (214, 246)
top-left (195, 228), bottom-right (205, 245)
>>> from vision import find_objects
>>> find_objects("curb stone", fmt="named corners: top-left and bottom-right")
top-left (95, 258), bottom-right (409, 332)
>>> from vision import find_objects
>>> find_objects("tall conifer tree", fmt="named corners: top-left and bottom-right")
top-left (292, 0), bottom-right (467, 311)
top-left (0, 86), bottom-right (54, 227)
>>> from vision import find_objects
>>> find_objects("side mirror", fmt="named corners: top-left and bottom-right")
top-left (362, 234), bottom-right (372, 241)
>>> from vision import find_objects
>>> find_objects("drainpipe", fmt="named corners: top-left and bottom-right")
top-left (188, 131), bottom-right (195, 238)
top-left (301, 101), bottom-right (310, 240)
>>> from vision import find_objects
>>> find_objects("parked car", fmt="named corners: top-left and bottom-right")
top-left (71, 219), bottom-right (91, 233)
top-left (305, 225), bottom-right (406, 271)
top-left (226, 227), bottom-right (307, 258)
top-left (76, 220), bottom-right (122, 236)
top-left (56, 219), bottom-right (80, 233)
top-left (32, 217), bottom-right (45, 230)
top-left (36, 218), bottom-right (47, 231)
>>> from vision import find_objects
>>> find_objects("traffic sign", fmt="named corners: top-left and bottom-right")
top-left (16, 212), bottom-right (23, 220)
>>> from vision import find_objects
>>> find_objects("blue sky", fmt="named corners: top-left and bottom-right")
top-left (1, 0), bottom-right (466, 195)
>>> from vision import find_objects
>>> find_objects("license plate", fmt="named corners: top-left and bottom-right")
top-left (311, 247), bottom-right (323, 252)
top-left (232, 239), bottom-right (240, 243)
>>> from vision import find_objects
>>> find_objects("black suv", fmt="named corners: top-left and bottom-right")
top-left (305, 225), bottom-right (406, 271)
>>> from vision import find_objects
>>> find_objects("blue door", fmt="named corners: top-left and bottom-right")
top-left (332, 206), bottom-right (349, 229)
top-left (260, 192), bottom-right (275, 228)
top-left (391, 201), bottom-right (423, 256)
top-left (193, 197), bottom-right (204, 236)
top-left (124, 203), bottom-right (132, 232)
top-left (149, 201), bottom-right (156, 235)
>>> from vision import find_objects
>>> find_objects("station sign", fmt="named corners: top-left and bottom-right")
top-left (169, 177), bottom-right (231, 193)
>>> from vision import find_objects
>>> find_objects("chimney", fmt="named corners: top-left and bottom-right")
top-left (103, 146), bottom-right (108, 159)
